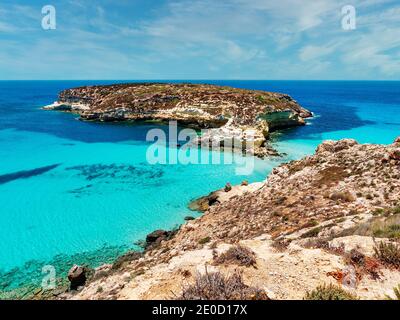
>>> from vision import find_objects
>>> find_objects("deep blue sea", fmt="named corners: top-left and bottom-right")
top-left (0, 80), bottom-right (399, 294)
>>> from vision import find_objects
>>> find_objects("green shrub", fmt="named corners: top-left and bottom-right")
top-left (304, 284), bottom-right (358, 300)
top-left (301, 227), bottom-right (322, 238)
top-left (374, 241), bottom-right (400, 268)
top-left (392, 207), bottom-right (400, 215)
top-left (373, 224), bottom-right (400, 239)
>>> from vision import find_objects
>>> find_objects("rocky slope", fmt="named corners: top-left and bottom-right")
top-left (58, 138), bottom-right (400, 300)
top-left (43, 83), bottom-right (312, 157)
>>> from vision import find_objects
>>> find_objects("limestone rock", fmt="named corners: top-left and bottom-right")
top-left (316, 139), bottom-right (358, 154)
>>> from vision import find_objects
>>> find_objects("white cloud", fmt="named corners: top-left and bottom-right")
top-left (299, 44), bottom-right (336, 61)
top-left (0, 0), bottom-right (399, 79)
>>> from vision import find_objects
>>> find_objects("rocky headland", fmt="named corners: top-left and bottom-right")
top-left (56, 138), bottom-right (400, 300)
top-left (43, 83), bottom-right (312, 157)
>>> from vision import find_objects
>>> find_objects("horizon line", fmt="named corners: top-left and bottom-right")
top-left (1, 79), bottom-right (400, 82)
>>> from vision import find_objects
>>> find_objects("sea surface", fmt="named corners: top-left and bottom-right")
top-left (0, 80), bottom-right (399, 295)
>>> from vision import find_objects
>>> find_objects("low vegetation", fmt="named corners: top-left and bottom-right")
top-left (304, 284), bottom-right (358, 300)
top-left (371, 215), bottom-right (400, 239)
top-left (271, 239), bottom-right (291, 252)
top-left (198, 237), bottom-right (211, 245)
top-left (179, 271), bottom-right (269, 300)
top-left (301, 227), bottom-right (322, 238)
top-left (385, 284), bottom-right (400, 300)
top-left (213, 245), bottom-right (257, 267)
top-left (338, 214), bottom-right (400, 239)
top-left (374, 241), bottom-right (400, 269)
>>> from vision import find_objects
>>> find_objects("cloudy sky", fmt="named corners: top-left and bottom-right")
top-left (0, 0), bottom-right (399, 80)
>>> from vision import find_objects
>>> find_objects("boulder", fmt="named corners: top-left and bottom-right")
top-left (241, 180), bottom-right (249, 186)
top-left (145, 230), bottom-right (170, 247)
top-left (68, 265), bottom-right (87, 290)
top-left (188, 192), bottom-right (220, 212)
top-left (316, 140), bottom-right (335, 153)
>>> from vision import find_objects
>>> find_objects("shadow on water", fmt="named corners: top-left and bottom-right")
top-left (274, 103), bottom-right (376, 142)
top-left (3, 102), bottom-right (376, 144)
top-left (0, 164), bottom-right (61, 185)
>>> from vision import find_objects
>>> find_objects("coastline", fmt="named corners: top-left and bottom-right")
top-left (57, 137), bottom-right (400, 300)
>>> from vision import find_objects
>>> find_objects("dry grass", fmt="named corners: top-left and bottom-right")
top-left (271, 239), bottom-right (291, 252)
top-left (372, 215), bottom-right (400, 239)
top-left (338, 214), bottom-right (400, 239)
top-left (198, 237), bottom-right (211, 245)
top-left (213, 245), bottom-right (257, 267)
top-left (385, 284), bottom-right (400, 300)
top-left (179, 270), bottom-right (269, 300)
top-left (304, 284), bottom-right (358, 300)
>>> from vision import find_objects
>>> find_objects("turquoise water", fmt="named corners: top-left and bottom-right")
top-left (0, 80), bottom-right (399, 293)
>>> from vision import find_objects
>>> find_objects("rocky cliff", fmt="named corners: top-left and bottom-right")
top-left (58, 138), bottom-right (400, 300)
top-left (44, 83), bottom-right (312, 157)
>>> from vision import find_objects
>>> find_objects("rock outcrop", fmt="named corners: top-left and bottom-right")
top-left (67, 265), bottom-right (87, 290)
top-left (43, 83), bottom-right (312, 157)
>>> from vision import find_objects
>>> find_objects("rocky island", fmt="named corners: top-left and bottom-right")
top-left (44, 83), bottom-right (312, 157)
top-left (55, 138), bottom-right (400, 300)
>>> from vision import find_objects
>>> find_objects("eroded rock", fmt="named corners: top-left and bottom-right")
top-left (68, 265), bottom-right (87, 290)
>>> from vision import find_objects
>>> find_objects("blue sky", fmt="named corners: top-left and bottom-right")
top-left (0, 0), bottom-right (399, 80)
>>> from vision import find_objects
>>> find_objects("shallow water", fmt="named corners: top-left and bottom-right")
top-left (0, 80), bottom-right (399, 292)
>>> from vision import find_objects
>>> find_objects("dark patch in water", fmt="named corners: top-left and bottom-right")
top-left (65, 164), bottom-right (164, 197)
top-left (0, 164), bottom-right (60, 185)
top-left (67, 184), bottom-right (93, 197)
top-left (66, 164), bottom-right (164, 181)
top-left (275, 104), bottom-right (377, 142)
